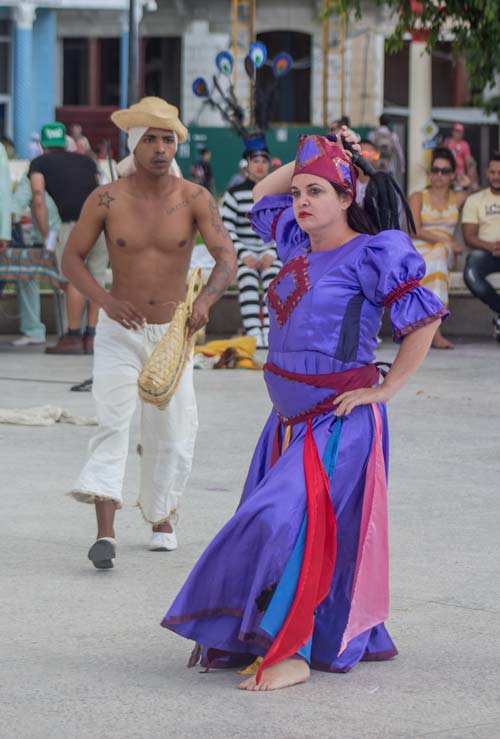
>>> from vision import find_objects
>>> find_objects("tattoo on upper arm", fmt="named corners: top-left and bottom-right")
top-left (207, 195), bottom-right (231, 237)
top-left (98, 191), bottom-right (115, 209)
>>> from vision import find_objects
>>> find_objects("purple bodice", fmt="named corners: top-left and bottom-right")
top-left (249, 194), bottom-right (447, 375)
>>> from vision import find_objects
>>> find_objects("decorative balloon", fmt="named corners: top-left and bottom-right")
top-left (192, 77), bottom-right (209, 98)
top-left (215, 50), bottom-right (234, 77)
top-left (249, 41), bottom-right (267, 68)
top-left (272, 52), bottom-right (293, 78)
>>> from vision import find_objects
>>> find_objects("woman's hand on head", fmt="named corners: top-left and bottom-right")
top-left (338, 126), bottom-right (361, 157)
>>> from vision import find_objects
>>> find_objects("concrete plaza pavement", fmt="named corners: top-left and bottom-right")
top-left (0, 336), bottom-right (499, 739)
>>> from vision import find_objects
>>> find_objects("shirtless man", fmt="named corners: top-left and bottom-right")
top-left (62, 97), bottom-right (237, 569)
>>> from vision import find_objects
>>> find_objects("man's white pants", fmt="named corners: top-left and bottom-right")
top-left (69, 311), bottom-right (198, 524)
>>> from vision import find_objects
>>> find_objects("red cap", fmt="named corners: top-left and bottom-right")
top-left (293, 135), bottom-right (356, 196)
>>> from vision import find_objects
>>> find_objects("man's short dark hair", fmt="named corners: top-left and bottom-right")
top-left (200, 147), bottom-right (210, 156)
top-left (489, 151), bottom-right (500, 165)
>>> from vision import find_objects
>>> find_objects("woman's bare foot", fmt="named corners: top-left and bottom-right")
top-left (238, 658), bottom-right (310, 691)
top-left (432, 329), bottom-right (454, 349)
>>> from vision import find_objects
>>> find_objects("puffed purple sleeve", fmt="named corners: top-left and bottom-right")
top-left (248, 194), bottom-right (309, 262)
top-left (356, 230), bottom-right (449, 342)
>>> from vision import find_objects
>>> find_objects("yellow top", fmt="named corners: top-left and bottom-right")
top-left (462, 187), bottom-right (500, 243)
top-left (412, 189), bottom-right (459, 249)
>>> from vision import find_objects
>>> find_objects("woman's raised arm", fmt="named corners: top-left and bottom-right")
top-left (253, 161), bottom-right (295, 203)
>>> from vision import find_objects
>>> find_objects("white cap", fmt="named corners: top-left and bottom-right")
top-left (238, 158), bottom-right (248, 168)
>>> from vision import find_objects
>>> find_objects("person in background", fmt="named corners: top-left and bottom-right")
top-left (10, 172), bottom-right (62, 345)
top-left (271, 157), bottom-right (282, 172)
top-left (29, 122), bottom-right (108, 354)
top-left (191, 147), bottom-right (215, 193)
top-left (409, 147), bottom-right (469, 349)
top-left (0, 140), bottom-right (11, 255)
top-left (28, 133), bottom-right (43, 160)
top-left (369, 114), bottom-right (405, 185)
top-left (355, 139), bottom-right (380, 206)
top-left (445, 124), bottom-right (471, 179)
top-left (462, 151), bottom-right (500, 341)
top-left (227, 158), bottom-right (248, 189)
top-left (221, 135), bottom-right (281, 349)
top-left (70, 123), bottom-right (93, 157)
top-left (328, 116), bottom-right (359, 143)
top-left (0, 134), bottom-right (15, 159)
top-left (95, 139), bottom-right (118, 185)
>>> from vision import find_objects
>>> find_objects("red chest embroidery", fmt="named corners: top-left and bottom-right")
top-left (267, 255), bottom-right (311, 327)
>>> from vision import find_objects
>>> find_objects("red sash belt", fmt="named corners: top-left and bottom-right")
top-left (264, 362), bottom-right (380, 425)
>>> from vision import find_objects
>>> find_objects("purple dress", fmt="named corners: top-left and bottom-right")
top-left (162, 195), bottom-right (447, 673)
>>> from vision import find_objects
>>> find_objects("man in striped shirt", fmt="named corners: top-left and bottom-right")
top-left (221, 138), bottom-right (281, 348)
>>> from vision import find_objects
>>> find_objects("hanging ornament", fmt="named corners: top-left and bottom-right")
top-left (215, 51), bottom-right (234, 77)
top-left (192, 77), bottom-right (209, 97)
top-left (272, 52), bottom-right (293, 78)
top-left (244, 55), bottom-right (256, 79)
top-left (249, 41), bottom-right (267, 69)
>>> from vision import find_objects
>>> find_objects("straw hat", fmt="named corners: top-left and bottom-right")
top-left (111, 97), bottom-right (188, 143)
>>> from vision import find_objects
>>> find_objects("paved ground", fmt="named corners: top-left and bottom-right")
top-left (0, 336), bottom-right (499, 739)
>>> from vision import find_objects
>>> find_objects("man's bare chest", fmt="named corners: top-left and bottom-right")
top-left (105, 197), bottom-right (197, 254)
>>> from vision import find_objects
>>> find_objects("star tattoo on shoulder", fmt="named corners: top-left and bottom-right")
top-left (98, 191), bottom-right (115, 209)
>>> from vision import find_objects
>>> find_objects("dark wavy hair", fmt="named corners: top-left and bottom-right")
top-left (338, 137), bottom-right (415, 233)
top-left (431, 147), bottom-right (456, 171)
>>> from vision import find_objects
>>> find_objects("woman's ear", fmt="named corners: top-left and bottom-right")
top-left (339, 191), bottom-right (353, 211)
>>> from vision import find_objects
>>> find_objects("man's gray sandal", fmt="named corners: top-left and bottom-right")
top-left (88, 538), bottom-right (116, 569)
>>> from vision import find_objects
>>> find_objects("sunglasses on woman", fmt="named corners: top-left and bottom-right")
top-left (430, 166), bottom-right (453, 175)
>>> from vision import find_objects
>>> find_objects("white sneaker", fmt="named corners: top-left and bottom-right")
top-left (12, 335), bottom-right (46, 346)
top-left (149, 530), bottom-right (178, 551)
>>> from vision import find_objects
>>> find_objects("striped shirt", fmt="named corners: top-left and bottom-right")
top-left (221, 179), bottom-right (276, 261)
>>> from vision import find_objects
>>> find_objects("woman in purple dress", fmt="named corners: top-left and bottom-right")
top-left (162, 133), bottom-right (447, 691)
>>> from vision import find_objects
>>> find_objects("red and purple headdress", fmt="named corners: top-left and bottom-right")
top-left (293, 135), bottom-right (357, 197)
